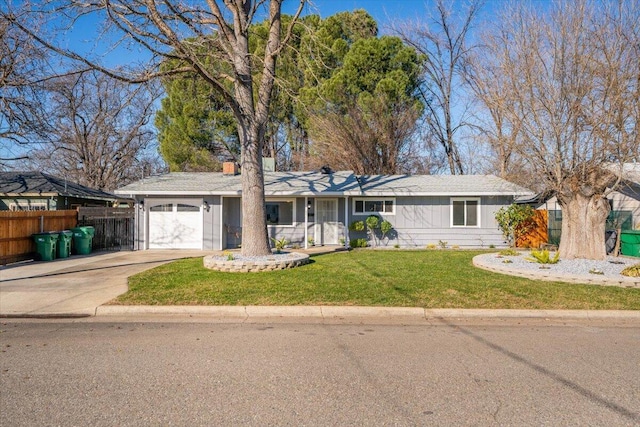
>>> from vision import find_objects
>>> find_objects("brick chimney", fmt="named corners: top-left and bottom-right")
top-left (223, 162), bottom-right (239, 175)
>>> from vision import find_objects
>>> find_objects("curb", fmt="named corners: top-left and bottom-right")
top-left (93, 305), bottom-right (640, 320)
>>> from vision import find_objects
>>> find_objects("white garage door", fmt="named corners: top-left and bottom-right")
top-left (148, 202), bottom-right (203, 249)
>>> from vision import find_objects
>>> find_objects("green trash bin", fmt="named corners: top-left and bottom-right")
top-left (33, 232), bottom-right (59, 261)
top-left (71, 226), bottom-right (95, 255)
top-left (57, 230), bottom-right (73, 259)
top-left (620, 230), bottom-right (640, 257)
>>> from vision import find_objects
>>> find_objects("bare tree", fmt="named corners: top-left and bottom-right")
top-left (478, 0), bottom-right (640, 259)
top-left (0, 7), bottom-right (49, 166)
top-left (4, 0), bottom-right (305, 256)
top-left (27, 71), bottom-right (158, 191)
top-left (394, 0), bottom-right (483, 175)
top-left (308, 96), bottom-right (422, 175)
top-left (464, 31), bottom-right (531, 187)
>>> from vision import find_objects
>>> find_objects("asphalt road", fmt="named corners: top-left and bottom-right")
top-left (1, 318), bottom-right (639, 426)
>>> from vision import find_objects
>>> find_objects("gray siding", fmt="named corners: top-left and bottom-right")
top-left (203, 196), bottom-right (221, 250)
top-left (134, 194), bottom-right (514, 250)
top-left (349, 196), bottom-right (512, 248)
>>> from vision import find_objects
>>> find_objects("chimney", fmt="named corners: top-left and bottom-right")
top-left (223, 162), bottom-right (239, 176)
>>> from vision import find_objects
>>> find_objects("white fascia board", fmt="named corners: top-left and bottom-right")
top-left (359, 191), bottom-right (535, 197)
top-left (113, 190), bottom-right (242, 196)
top-left (265, 191), bottom-right (351, 197)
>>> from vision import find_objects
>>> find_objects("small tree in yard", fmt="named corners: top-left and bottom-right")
top-left (365, 215), bottom-right (380, 247)
top-left (495, 204), bottom-right (535, 249)
top-left (380, 220), bottom-right (393, 246)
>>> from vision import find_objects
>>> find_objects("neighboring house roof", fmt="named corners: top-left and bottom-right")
top-left (516, 162), bottom-right (640, 205)
top-left (0, 171), bottom-right (121, 202)
top-left (115, 170), bottom-right (533, 197)
top-left (618, 163), bottom-right (640, 186)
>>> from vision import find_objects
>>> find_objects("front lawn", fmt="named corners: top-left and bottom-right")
top-left (113, 250), bottom-right (640, 309)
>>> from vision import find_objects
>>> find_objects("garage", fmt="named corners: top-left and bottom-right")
top-left (148, 200), bottom-right (203, 249)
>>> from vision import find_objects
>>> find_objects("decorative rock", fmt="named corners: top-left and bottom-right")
top-left (203, 252), bottom-right (310, 273)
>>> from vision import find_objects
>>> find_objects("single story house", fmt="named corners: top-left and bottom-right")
top-left (0, 171), bottom-right (127, 211)
top-left (115, 165), bottom-right (532, 250)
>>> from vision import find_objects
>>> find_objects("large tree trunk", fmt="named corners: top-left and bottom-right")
top-left (240, 124), bottom-right (271, 256)
top-left (558, 194), bottom-right (610, 260)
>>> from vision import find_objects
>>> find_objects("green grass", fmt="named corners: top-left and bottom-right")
top-left (113, 250), bottom-right (640, 310)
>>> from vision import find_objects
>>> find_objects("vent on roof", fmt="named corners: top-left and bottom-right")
top-left (320, 165), bottom-right (333, 175)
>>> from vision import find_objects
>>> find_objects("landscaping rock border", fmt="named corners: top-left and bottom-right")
top-left (203, 252), bottom-right (309, 273)
top-left (473, 253), bottom-right (640, 288)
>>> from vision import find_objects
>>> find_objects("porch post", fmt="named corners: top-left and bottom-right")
top-left (304, 196), bottom-right (308, 249)
top-left (344, 196), bottom-right (349, 248)
top-left (220, 196), bottom-right (224, 251)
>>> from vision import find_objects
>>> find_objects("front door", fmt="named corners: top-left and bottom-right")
top-left (315, 199), bottom-right (339, 245)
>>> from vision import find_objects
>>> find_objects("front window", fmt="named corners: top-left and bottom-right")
top-left (266, 200), bottom-right (294, 226)
top-left (451, 198), bottom-right (480, 227)
top-left (9, 202), bottom-right (47, 211)
top-left (353, 198), bottom-right (395, 215)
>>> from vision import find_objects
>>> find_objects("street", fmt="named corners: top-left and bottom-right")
top-left (1, 318), bottom-right (639, 426)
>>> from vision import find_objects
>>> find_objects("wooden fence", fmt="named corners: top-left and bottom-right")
top-left (0, 210), bottom-right (78, 265)
top-left (516, 210), bottom-right (549, 249)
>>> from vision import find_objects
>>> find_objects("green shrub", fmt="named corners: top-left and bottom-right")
top-left (526, 249), bottom-right (560, 264)
top-left (270, 237), bottom-right (288, 254)
top-left (349, 221), bottom-right (365, 232)
top-left (366, 215), bottom-right (380, 230)
top-left (621, 263), bottom-right (640, 277)
top-left (499, 248), bottom-right (519, 256)
top-left (350, 238), bottom-right (368, 248)
top-left (495, 204), bottom-right (535, 248)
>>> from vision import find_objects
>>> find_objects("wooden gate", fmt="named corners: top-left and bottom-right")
top-left (516, 210), bottom-right (549, 249)
top-left (77, 207), bottom-right (135, 251)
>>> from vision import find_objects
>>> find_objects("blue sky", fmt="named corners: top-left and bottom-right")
top-left (57, 0), bottom-right (523, 67)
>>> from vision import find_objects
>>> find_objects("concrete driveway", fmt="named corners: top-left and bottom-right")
top-left (0, 250), bottom-right (214, 317)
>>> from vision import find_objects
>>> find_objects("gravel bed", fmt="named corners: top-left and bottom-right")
top-left (477, 251), bottom-right (638, 278)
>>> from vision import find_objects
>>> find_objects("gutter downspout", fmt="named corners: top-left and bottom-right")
top-left (220, 197), bottom-right (224, 250)
top-left (344, 196), bottom-right (349, 248)
top-left (304, 196), bottom-right (308, 249)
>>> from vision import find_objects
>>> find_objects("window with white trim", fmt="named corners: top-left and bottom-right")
top-left (451, 198), bottom-right (480, 227)
top-left (266, 199), bottom-right (295, 226)
top-left (9, 202), bottom-right (47, 211)
top-left (353, 198), bottom-right (395, 215)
